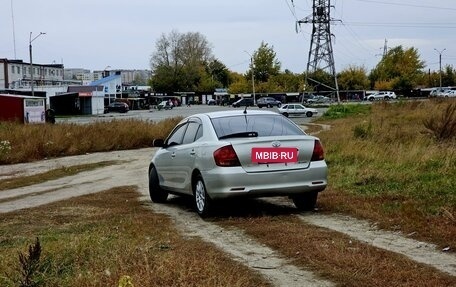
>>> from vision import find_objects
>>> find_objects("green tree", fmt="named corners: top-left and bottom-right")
top-left (150, 30), bottom-right (214, 93)
top-left (207, 59), bottom-right (230, 88)
top-left (337, 65), bottom-right (369, 91)
top-left (228, 72), bottom-right (249, 94)
top-left (369, 46), bottom-right (425, 91)
top-left (442, 65), bottom-right (456, 87)
top-left (248, 41), bottom-right (281, 83)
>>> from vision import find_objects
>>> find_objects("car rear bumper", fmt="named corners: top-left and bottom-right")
top-left (201, 161), bottom-right (327, 199)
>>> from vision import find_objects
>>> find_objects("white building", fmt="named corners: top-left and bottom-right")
top-left (0, 58), bottom-right (66, 90)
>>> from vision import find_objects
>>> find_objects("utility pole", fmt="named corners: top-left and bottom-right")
top-left (29, 32), bottom-right (46, 97)
top-left (244, 50), bottom-right (256, 104)
top-left (434, 48), bottom-right (446, 90)
top-left (298, 0), bottom-right (340, 103)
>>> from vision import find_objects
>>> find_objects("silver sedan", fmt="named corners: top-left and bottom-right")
top-left (278, 104), bottom-right (318, 117)
top-left (148, 110), bottom-right (327, 217)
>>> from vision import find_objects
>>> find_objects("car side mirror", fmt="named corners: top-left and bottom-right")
top-left (153, 139), bottom-right (165, 148)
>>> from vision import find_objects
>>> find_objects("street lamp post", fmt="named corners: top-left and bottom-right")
top-left (434, 48), bottom-right (446, 91)
top-left (244, 51), bottom-right (256, 104)
top-left (29, 32), bottom-right (46, 97)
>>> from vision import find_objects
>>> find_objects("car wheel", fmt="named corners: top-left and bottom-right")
top-left (306, 111), bottom-right (313, 117)
top-left (282, 112), bottom-right (289, 117)
top-left (267, 104), bottom-right (272, 108)
top-left (149, 166), bottom-right (168, 203)
top-left (258, 105), bottom-right (263, 108)
top-left (277, 103), bottom-right (281, 108)
top-left (194, 174), bottom-right (212, 217)
top-left (292, 191), bottom-right (318, 211)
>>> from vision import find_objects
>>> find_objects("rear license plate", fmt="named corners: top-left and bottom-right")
top-left (251, 147), bottom-right (298, 163)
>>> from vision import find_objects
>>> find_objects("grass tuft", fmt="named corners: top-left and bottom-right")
top-left (423, 102), bottom-right (456, 141)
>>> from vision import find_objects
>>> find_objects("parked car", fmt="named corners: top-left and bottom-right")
top-left (278, 104), bottom-right (318, 118)
top-left (366, 91), bottom-right (397, 101)
top-left (256, 97), bottom-right (282, 108)
top-left (105, 102), bottom-right (129, 113)
top-left (232, 98), bottom-right (254, 107)
top-left (149, 110), bottom-right (327, 217)
top-left (439, 90), bottom-right (456, 98)
top-left (157, 100), bottom-right (173, 110)
top-left (306, 95), bottom-right (331, 104)
top-left (207, 99), bottom-right (217, 105)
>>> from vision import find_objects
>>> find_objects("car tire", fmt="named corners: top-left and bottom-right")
top-left (277, 103), bottom-right (281, 108)
top-left (282, 112), bottom-right (289, 117)
top-left (149, 166), bottom-right (168, 203)
top-left (306, 111), bottom-right (313, 117)
top-left (194, 174), bottom-right (212, 217)
top-left (292, 191), bottom-right (318, 211)
top-left (258, 105), bottom-right (263, 108)
top-left (267, 104), bottom-right (272, 108)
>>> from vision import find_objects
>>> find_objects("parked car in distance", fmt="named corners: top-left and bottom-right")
top-left (157, 100), bottom-right (173, 110)
top-left (439, 90), bottom-right (456, 98)
top-left (105, 102), bottom-right (129, 113)
top-left (306, 95), bottom-right (331, 104)
top-left (232, 98), bottom-right (254, 107)
top-left (256, 97), bottom-right (282, 108)
top-left (149, 110), bottom-right (327, 217)
top-left (278, 104), bottom-right (318, 118)
top-left (207, 99), bottom-right (217, 105)
top-left (366, 91), bottom-right (397, 101)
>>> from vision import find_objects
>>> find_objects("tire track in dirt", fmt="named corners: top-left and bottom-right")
top-left (142, 196), bottom-right (334, 287)
top-left (299, 213), bottom-right (456, 276)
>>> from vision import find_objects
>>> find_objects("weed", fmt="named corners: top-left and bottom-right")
top-left (423, 102), bottom-right (456, 141)
top-left (17, 238), bottom-right (42, 287)
top-left (352, 121), bottom-right (372, 139)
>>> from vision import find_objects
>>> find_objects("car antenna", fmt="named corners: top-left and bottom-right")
top-left (243, 105), bottom-right (248, 114)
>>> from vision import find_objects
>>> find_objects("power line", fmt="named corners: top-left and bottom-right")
top-left (342, 22), bottom-right (456, 29)
top-left (352, 0), bottom-right (456, 11)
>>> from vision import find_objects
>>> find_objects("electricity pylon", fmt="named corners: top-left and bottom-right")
top-left (298, 0), bottom-right (340, 103)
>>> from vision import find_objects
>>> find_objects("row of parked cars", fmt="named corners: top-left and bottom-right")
top-left (429, 88), bottom-right (456, 98)
top-left (231, 97), bottom-right (318, 118)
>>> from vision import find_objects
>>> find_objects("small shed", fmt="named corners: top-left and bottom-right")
top-left (0, 94), bottom-right (46, 123)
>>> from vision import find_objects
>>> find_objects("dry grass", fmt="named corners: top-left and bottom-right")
top-left (0, 118), bottom-right (181, 164)
top-left (316, 100), bottom-right (456, 249)
top-left (0, 161), bottom-right (121, 191)
top-left (218, 214), bottom-right (456, 287)
top-left (0, 187), bottom-right (270, 287)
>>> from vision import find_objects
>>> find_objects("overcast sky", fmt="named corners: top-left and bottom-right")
top-left (1, 0), bottom-right (455, 74)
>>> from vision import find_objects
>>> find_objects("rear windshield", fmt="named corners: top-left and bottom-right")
top-left (211, 114), bottom-right (305, 138)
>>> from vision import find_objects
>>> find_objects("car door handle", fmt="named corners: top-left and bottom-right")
top-left (171, 152), bottom-right (176, 158)
top-left (190, 149), bottom-right (196, 156)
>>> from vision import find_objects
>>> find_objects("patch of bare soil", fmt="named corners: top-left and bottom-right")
top-left (1, 148), bottom-right (454, 285)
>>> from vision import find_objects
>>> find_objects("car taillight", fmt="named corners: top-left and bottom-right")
top-left (311, 140), bottom-right (325, 161)
top-left (214, 145), bottom-right (241, 167)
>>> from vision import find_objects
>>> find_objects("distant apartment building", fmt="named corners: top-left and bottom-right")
top-left (0, 58), bottom-right (67, 90)
top-left (63, 68), bottom-right (93, 85)
top-left (64, 69), bottom-right (150, 86)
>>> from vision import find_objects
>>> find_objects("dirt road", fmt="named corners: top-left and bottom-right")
top-left (1, 148), bottom-right (455, 285)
